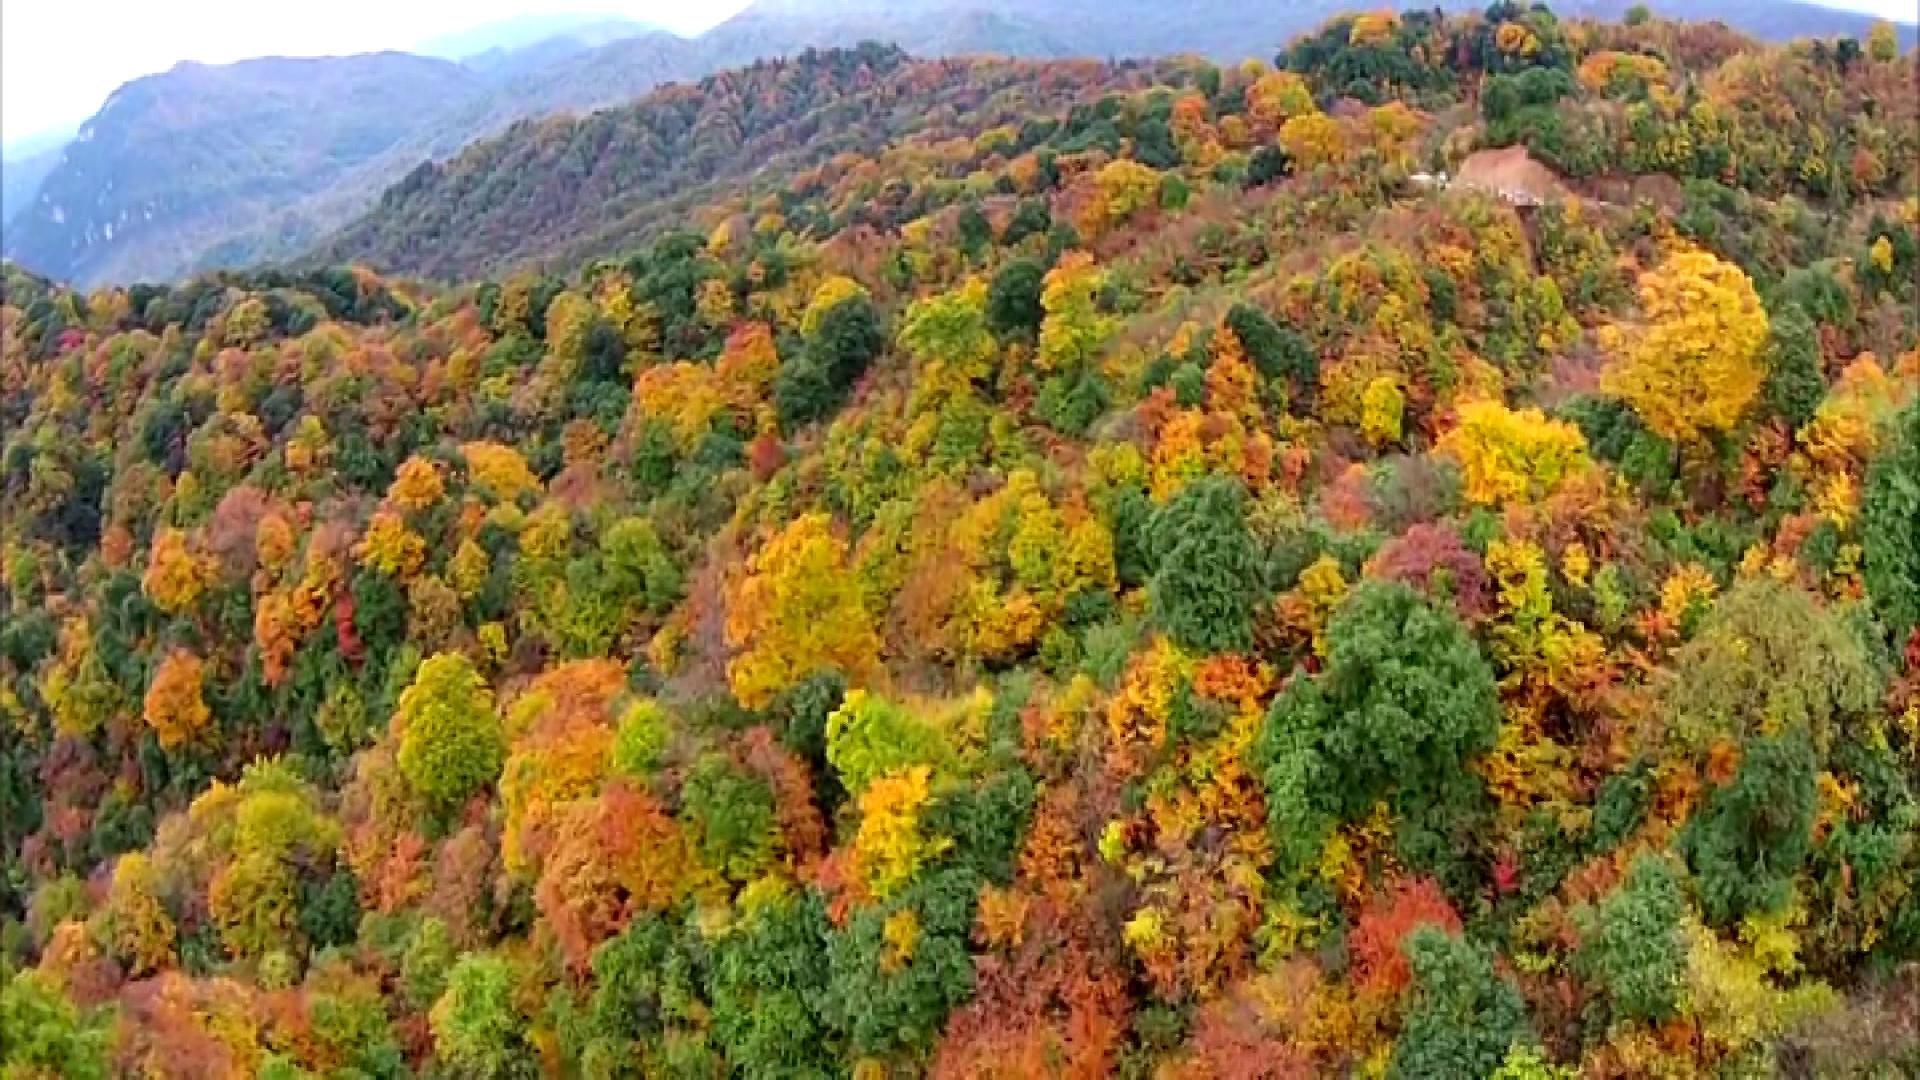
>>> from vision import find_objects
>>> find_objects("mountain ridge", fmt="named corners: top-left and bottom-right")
top-left (6, 0), bottom-right (1914, 287)
top-left (4, 52), bottom-right (485, 286)
top-left (414, 11), bottom-right (668, 61)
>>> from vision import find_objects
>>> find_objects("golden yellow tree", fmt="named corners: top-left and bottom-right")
top-left (255, 512), bottom-right (297, 575)
top-left (462, 441), bottom-right (543, 502)
top-left (1279, 111), bottom-right (1345, 171)
top-left (105, 851), bottom-right (175, 975)
top-left (726, 513), bottom-right (881, 709)
top-left (1601, 249), bottom-right (1768, 444)
top-left (1088, 160), bottom-right (1161, 235)
top-left (144, 649), bottom-right (211, 749)
top-left (1349, 11), bottom-right (1400, 47)
top-left (852, 765), bottom-right (951, 899)
top-left (1868, 20), bottom-right (1899, 63)
top-left (1439, 399), bottom-right (1594, 506)
top-left (143, 528), bottom-right (213, 614)
top-left (1360, 376), bottom-right (1405, 447)
top-left (359, 511), bottom-right (427, 578)
top-left (387, 456), bottom-right (446, 512)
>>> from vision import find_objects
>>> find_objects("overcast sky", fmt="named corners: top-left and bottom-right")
top-left (3, 0), bottom-right (1913, 146)
top-left (1, 1), bottom-right (753, 143)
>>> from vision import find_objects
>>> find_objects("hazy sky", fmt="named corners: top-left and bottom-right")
top-left (3, 0), bottom-right (1914, 146)
top-left (1, 1), bottom-right (753, 143)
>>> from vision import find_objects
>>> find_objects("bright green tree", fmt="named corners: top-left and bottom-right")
top-left (431, 952), bottom-right (529, 1078)
top-left (1865, 401), bottom-right (1920, 642)
top-left (679, 754), bottom-right (780, 883)
top-left (1573, 854), bottom-right (1688, 1025)
top-left (0, 970), bottom-right (112, 1080)
top-left (396, 653), bottom-right (506, 816)
top-left (706, 894), bottom-right (839, 1076)
top-left (826, 690), bottom-right (949, 795)
top-left (819, 869), bottom-right (978, 1062)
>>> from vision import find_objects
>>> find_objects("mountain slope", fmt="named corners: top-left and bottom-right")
top-left (1558, 0), bottom-right (1916, 44)
top-left (0, 30), bottom-right (697, 289)
top-left (731, 0), bottom-right (1915, 58)
top-left (442, 15), bottom-right (670, 82)
top-left (3, 10), bottom-right (1919, 1077)
top-left (0, 127), bottom-right (72, 228)
top-left (11, 0), bottom-right (1911, 288)
top-left (414, 11), bottom-right (660, 61)
top-left (314, 0), bottom-right (1917, 284)
top-left (2, 53), bottom-right (486, 286)
top-left (315, 44), bottom-right (1154, 280)
top-left (6, 5), bottom-right (1920, 1075)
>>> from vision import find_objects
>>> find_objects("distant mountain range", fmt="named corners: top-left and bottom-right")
top-left (412, 11), bottom-right (663, 62)
top-left (4, 0), bottom-right (1914, 287)
top-left (0, 126), bottom-right (73, 230)
top-left (3, 53), bottom-right (488, 286)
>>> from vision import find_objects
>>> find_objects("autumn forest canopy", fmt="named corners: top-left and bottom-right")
top-left (3, 3), bottom-right (1920, 1077)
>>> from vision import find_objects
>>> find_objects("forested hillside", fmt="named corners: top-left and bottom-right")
top-left (9, 0), bottom-right (1910, 291)
top-left (3, 6), bottom-right (1920, 1077)
top-left (317, 46), bottom-right (1180, 281)
top-left (323, 2), bottom-right (1920, 283)
top-left (735, 0), bottom-right (1915, 60)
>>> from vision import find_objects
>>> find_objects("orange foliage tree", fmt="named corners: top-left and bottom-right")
top-left (143, 650), bottom-right (212, 750)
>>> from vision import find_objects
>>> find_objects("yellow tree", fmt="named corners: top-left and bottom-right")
top-left (1279, 111), bottom-right (1345, 171)
top-left (1036, 251), bottom-right (1114, 373)
top-left (1086, 159), bottom-right (1161, 236)
top-left (1247, 70), bottom-right (1315, 132)
top-left (461, 442), bottom-right (543, 502)
top-left (1349, 11), bottom-right (1399, 46)
top-left (104, 852), bottom-right (175, 975)
top-left (852, 765), bottom-right (951, 898)
top-left (255, 511), bottom-right (297, 575)
top-left (359, 511), bottom-right (427, 578)
top-left (1601, 249), bottom-right (1768, 445)
top-left (1438, 399), bottom-right (1594, 506)
top-left (543, 290), bottom-right (597, 381)
top-left (1868, 20), bottom-right (1899, 63)
top-left (387, 456), bottom-right (446, 512)
top-left (143, 528), bottom-right (213, 615)
top-left (1360, 376), bottom-right (1405, 447)
top-left (803, 276), bottom-right (871, 338)
top-left (726, 513), bottom-right (881, 709)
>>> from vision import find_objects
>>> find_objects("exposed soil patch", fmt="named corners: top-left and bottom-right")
top-left (1455, 145), bottom-right (1570, 205)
